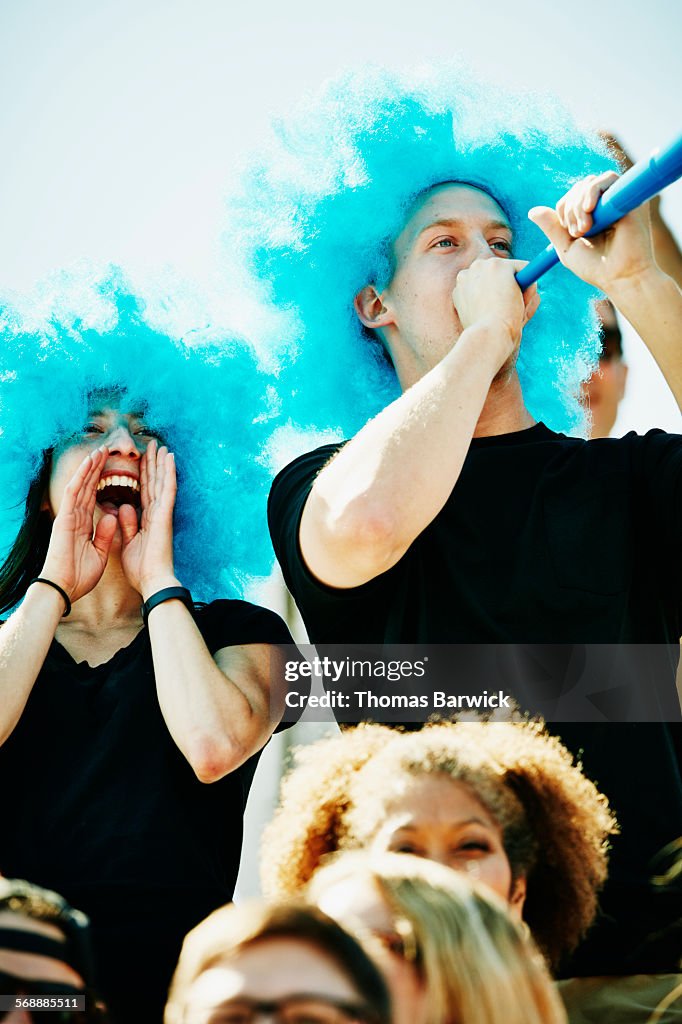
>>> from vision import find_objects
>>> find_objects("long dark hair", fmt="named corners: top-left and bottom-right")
top-left (0, 452), bottom-right (53, 615)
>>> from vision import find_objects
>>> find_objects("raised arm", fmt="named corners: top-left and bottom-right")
top-left (299, 259), bottom-right (539, 589)
top-left (120, 442), bottom-right (285, 783)
top-left (601, 133), bottom-right (682, 290)
top-left (0, 447), bottom-right (117, 745)
top-left (529, 173), bottom-right (682, 411)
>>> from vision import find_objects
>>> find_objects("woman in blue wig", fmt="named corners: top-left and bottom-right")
top-left (227, 60), bottom-right (682, 987)
top-left (0, 267), bottom-right (294, 1024)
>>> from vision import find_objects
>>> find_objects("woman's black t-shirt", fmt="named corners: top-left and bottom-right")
top-left (0, 599), bottom-right (293, 1023)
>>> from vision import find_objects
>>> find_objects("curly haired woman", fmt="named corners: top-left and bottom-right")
top-left (260, 720), bottom-right (616, 971)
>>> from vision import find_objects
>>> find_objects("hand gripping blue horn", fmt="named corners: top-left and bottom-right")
top-left (515, 132), bottom-right (682, 291)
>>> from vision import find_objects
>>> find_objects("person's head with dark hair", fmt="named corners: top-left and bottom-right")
top-left (584, 299), bottom-right (628, 438)
top-left (0, 265), bottom-right (275, 613)
top-left (164, 901), bottom-right (391, 1024)
top-left (0, 877), bottom-right (107, 1022)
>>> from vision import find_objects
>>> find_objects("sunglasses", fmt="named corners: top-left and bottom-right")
top-left (598, 328), bottom-right (624, 363)
top-left (184, 994), bottom-right (380, 1024)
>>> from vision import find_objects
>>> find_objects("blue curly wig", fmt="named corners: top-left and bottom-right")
top-left (0, 265), bottom-right (277, 604)
top-left (226, 62), bottom-right (618, 437)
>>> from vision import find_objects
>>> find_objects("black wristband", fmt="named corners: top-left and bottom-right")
top-left (141, 586), bottom-right (194, 626)
top-left (29, 577), bottom-right (72, 617)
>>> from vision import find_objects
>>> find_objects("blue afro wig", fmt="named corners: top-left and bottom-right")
top-left (226, 62), bottom-right (617, 438)
top-left (0, 265), bottom-right (278, 603)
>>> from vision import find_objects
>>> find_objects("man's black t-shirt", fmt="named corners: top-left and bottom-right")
top-left (268, 424), bottom-right (682, 645)
top-left (0, 600), bottom-right (293, 1023)
top-left (268, 423), bottom-right (682, 974)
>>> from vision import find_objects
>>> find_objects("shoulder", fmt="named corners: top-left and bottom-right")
top-left (629, 428), bottom-right (682, 457)
top-left (268, 442), bottom-right (348, 563)
top-left (538, 427), bottom-right (682, 477)
top-left (588, 428), bottom-right (682, 454)
top-left (194, 599), bottom-right (293, 653)
top-left (596, 429), bottom-right (682, 481)
top-left (268, 442), bottom-right (347, 513)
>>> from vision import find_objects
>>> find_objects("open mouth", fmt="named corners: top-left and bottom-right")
top-left (96, 474), bottom-right (141, 513)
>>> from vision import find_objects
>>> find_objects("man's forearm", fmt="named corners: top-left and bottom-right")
top-left (300, 321), bottom-right (514, 588)
top-left (651, 209), bottom-right (682, 291)
top-left (0, 585), bottom-right (63, 745)
top-left (608, 268), bottom-right (682, 411)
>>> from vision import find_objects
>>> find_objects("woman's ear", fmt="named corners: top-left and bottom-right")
top-left (508, 875), bottom-right (527, 920)
top-left (37, 450), bottom-right (55, 517)
top-left (353, 286), bottom-right (394, 330)
top-left (40, 488), bottom-right (53, 516)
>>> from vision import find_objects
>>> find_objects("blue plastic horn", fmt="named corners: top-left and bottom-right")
top-left (515, 132), bottom-right (682, 290)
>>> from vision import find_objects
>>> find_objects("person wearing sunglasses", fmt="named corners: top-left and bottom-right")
top-left (164, 902), bottom-right (390, 1024)
top-left (0, 877), bottom-right (107, 1023)
top-left (583, 299), bottom-right (629, 438)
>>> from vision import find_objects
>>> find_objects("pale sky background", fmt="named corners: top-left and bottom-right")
top-left (0, 0), bottom-right (680, 432)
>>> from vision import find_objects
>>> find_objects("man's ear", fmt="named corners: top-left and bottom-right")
top-left (617, 362), bottom-right (629, 400)
top-left (354, 286), bottom-right (394, 330)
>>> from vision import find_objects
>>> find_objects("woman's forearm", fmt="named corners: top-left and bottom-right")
top-left (144, 589), bottom-right (277, 782)
top-left (0, 583), bottom-right (64, 745)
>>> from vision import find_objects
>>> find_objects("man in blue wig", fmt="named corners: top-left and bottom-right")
top-left (230, 65), bottom-right (682, 979)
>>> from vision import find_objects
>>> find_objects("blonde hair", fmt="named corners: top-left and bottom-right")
top-left (261, 721), bottom-right (617, 967)
top-left (308, 852), bottom-right (567, 1024)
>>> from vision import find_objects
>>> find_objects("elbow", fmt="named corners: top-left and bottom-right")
top-left (193, 761), bottom-right (230, 785)
top-left (303, 489), bottom-right (406, 587)
top-left (339, 503), bottom-right (397, 547)
top-left (187, 737), bottom-right (246, 784)
top-left (327, 503), bottom-right (404, 577)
